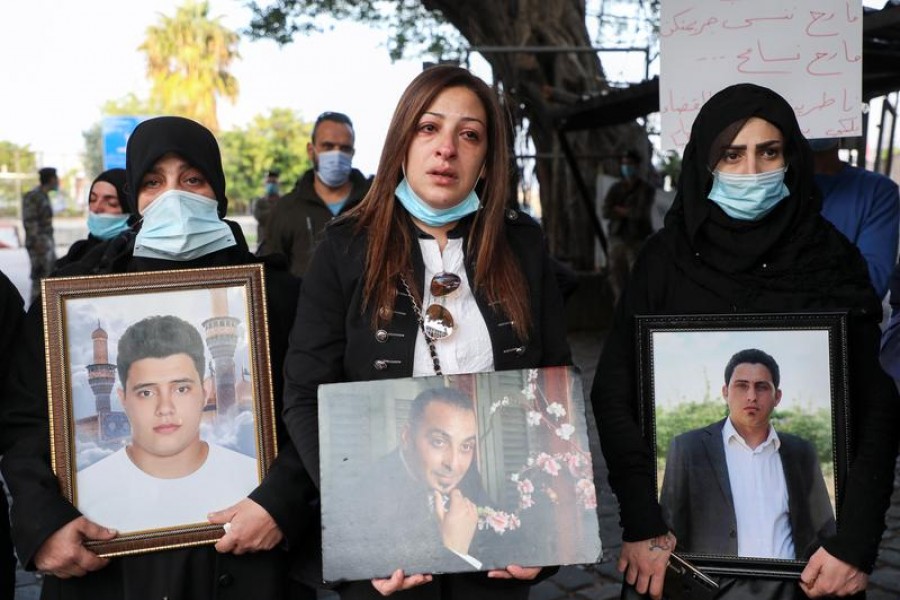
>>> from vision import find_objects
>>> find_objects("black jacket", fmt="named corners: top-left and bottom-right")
top-left (0, 228), bottom-right (317, 600)
top-left (592, 232), bottom-right (900, 574)
top-left (263, 168), bottom-right (372, 277)
top-left (282, 209), bottom-right (571, 597)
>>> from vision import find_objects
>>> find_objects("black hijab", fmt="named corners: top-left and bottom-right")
top-left (661, 83), bottom-right (878, 315)
top-left (125, 116), bottom-right (228, 217)
top-left (90, 168), bottom-right (138, 225)
top-left (61, 116), bottom-right (249, 276)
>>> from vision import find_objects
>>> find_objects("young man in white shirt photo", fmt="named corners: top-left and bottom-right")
top-left (77, 315), bottom-right (258, 532)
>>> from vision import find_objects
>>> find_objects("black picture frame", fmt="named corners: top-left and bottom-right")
top-left (635, 313), bottom-right (850, 578)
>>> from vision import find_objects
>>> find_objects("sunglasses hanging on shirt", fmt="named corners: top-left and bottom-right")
top-left (423, 272), bottom-right (461, 341)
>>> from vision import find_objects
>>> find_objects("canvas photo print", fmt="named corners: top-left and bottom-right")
top-left (318, 366), bottom-right (603, 581)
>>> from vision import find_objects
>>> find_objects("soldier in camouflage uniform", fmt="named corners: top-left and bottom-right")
top-left (21, 167), bottom-right (58, 302)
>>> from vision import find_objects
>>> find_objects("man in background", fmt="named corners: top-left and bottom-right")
top-left (22, 166), bottom-right (58, 302)
top-left (263, 112), bottom-right (371, 276)
top-left (602, 150), bottom-right (655, 302)
top-left (811, 137), bottom-right (900, 298)
top-left (252, 168), bottom-right (280, 254)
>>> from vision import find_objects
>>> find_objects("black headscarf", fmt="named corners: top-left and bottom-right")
top-left (90, 168), bottom-right (138, 225)
top-left (125, 116), bottom-right (228, 217)
top-left (661, 83), bottom-right (878, 315)
top-left (61, 116), bottom-right (249, 276)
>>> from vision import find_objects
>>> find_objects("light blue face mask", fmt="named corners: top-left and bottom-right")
top-left (315, 150), bottom-right (353, 188)
top-left (708, 167), bottom-right (790, 221)
top-left (620, 164), bottom-right (636, 179)
top-left (134, 189), bottom-right (236, 261)
top-left (395, 177), bottom-right (480, 227)
top-left (87, 211), bottom-right (130, 240)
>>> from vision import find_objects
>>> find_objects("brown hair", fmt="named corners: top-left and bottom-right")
top-left (347, 65), bottom-right (530, 340)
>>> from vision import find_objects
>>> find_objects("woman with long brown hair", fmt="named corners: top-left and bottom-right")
top-left (282, 65), bottom-right (571, 598)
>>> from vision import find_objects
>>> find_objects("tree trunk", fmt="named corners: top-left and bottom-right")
top-left (424, 0), bottom-right (648, 269)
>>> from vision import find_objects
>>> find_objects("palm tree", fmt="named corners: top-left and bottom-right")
top-left (140, 0), bottom-right (240, 133)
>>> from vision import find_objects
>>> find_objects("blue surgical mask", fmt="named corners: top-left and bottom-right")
top-left (395, 177), bottom-right (480, 227)
top-left (87, 212), bottom-right (130, 240)
top-left (621, 164), bottom-right (636, 179)
top-left (708, 167), bottom-right (790, 221)
top-left (315, 150), bottom-right (353, 188)
top-left (264, 182), bottom-right (279, 196)
top-left (134, 189), bottom-right (236, 261)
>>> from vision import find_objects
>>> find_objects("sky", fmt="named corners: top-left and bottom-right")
top-left (651, 329), bottom-right (833, 412)
top-left (1, 1), bottom-right (886, 179)
top-left (0, 0), bottom-right (486, 177)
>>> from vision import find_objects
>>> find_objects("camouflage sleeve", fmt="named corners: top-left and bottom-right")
top-left (21, 191), bottom-right (54, 250)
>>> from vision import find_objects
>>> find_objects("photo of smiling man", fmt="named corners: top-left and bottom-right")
top-left (76, 315), bottom-right (259, 532)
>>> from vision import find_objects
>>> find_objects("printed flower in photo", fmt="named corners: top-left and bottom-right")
top-left (536, 452), bottom-right (561, 476)
top-left (526, 410), bottom-right (542, 426)
top-left (547, 402), bottom-right (566, 419)
top-left (477, 507), bottom-right (521, 535)
top-left (517, 478), bottom-right (535, 495)
top-left (555, 423), bottom-right (575, 441)
top-left (519, 494), bottom-right (534, 509)
top-left (576, 478), bottom-right (597, 510)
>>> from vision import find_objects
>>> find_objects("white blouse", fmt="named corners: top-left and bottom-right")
top-left (412, 237), bottom-right (495, 376)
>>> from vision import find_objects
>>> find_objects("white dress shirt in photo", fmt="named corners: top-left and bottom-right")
top-left (722, 418), bottom-right (795, 559)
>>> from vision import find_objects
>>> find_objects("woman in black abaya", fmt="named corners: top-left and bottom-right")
top-left (0, 116), bottom-right (315, 600)
top-left (593, 84), bottom-right (899, 599)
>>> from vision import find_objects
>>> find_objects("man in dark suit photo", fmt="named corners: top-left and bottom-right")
top-left (324, 387), bottom-right (504, 580)
top-left (659, 348), bottom-right (835, 560)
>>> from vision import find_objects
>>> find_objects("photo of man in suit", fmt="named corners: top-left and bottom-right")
top-left (659, 348), bottom-right (835, 560)
top-left (324, 387), bottom-right (500, 579)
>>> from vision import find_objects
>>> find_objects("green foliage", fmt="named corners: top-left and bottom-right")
top-left (0, 141), bottom-right (38, 216)
top-left (0, 141), bottom-right (37, 174)
top-left (245, 0), bottom-right (465, 61)
top-left (141, 0), bottom-right (240, 132)
top-left (771, 407), bottom-right (833, 465)
top-left (218, 108), bottom-right (313, 213)
top-left (656, 400), bottom-right (835, 467)
top-left (656, 399), bottom-right (728, 460)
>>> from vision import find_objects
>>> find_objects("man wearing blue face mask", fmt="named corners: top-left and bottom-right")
top-left (602, 150), bottom-right (656, 301)
top-left (262, 111), bottom-right (373, 276)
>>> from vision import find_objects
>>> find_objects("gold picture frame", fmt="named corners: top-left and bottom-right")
top-left (42, 264), bottom-right (277, 557)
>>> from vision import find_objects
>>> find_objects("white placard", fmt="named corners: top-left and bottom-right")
top-left (659, 1), bottom-right (862, 151)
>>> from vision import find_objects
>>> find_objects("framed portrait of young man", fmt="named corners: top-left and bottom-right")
top-left (42, 264), bottom-right (277, 557)
top-left (318, 366), bottom-right (603, 582)
top-left (635, 313), bottom-right (851, 578)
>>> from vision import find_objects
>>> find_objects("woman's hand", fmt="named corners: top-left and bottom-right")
top-left (209, 498), bottom-right (284, 554)
top-left (34, 516), bottom-right (116, 578)
top-left (434, 489), bottom-right (478, 555)
top-left (800, 547), bottom-right (868, 597)
top-left (371, 569), bottom-right (433, 596)
top-left (487, 565), bottom-right (542, 580)
top-left (617, 532), bottom-right (675, 600)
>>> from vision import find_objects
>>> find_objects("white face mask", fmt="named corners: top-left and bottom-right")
top-left (133, 189), bottom-right (236, 261)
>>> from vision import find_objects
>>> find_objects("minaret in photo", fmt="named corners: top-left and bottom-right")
top-left (203, 288), bottom-right (240, 415)
top-left (86, 320), bottom-right (115, 415)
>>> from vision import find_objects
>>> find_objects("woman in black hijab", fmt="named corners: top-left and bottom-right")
top-left (593, 84), bottom-right (899, 599)
top-left (55, 168), bottom-right (132, 270)
top-left (0, 116), bottom-right (316, 599)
